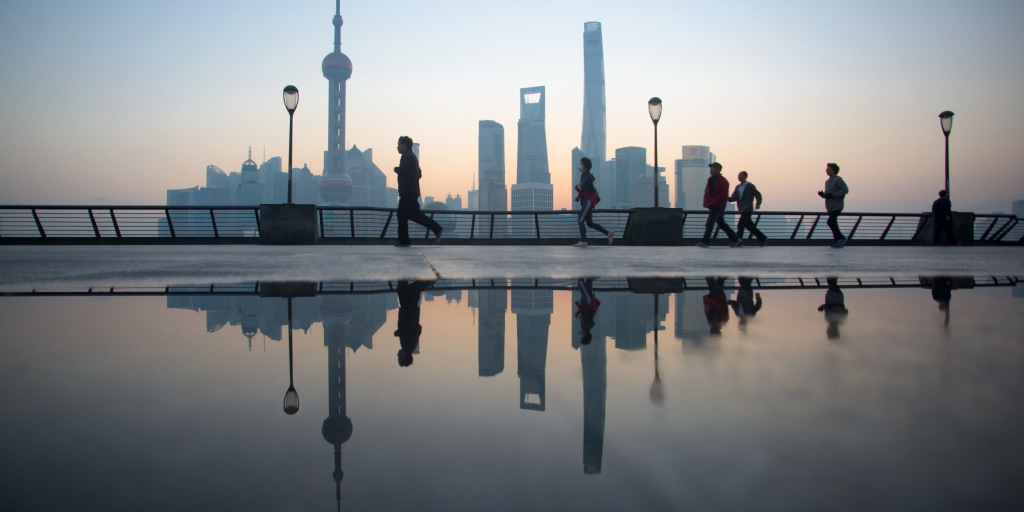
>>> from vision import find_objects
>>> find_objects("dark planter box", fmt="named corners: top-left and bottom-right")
top-left (259, 203), bottom-right (317, 245)
top-left (624, 207), bottom-right (683, 246)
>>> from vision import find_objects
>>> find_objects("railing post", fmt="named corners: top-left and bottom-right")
top-left (110, 209), bottom-right (122, 238)
top-left (31, 208), bottom-right (46, 238)
top-left (534, 213), bottom-right (541, 239)
top-left (349, 209), bottom-right (356, 238)
top-left (848, 215), bottom-right (862, 241)
top-left (805, 215), bottom-right (819, 240)
top-left (879, 216), bottom-right (895, 240)
top-left (209, 208), bottom-right (219, 238)
top-left (88, 209), bottom-right (101, 237)
top-left (253, 208), bottom-right (261, 238)
top-left (164, 208), bottom-right (176, 238)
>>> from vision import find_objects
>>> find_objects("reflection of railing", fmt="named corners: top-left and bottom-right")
top-left (2, 276), bottom-right (1017, 297)
top-left (1, 205), bottom-right (1021, 244)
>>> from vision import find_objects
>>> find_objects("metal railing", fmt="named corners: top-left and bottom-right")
top-left (1, 205), bottom-right (1020, 245)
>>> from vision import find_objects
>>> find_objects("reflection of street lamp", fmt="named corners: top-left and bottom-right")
top-left (939, 110), bottom-right (954, 198)
top-left (649, 294), bottom-right (664, 405)
top-left (648, 97), bottom-right (663, 207)
top-left (283, 297), bottom-right (299, 415)
top-left (283, 85), bottom-right (300, 204)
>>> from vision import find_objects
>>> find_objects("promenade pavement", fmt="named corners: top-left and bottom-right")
top-left (1, 245), bottom-right (1022, 290)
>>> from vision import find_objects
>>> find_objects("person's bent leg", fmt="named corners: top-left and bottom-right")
top-left (827, 211), bottom-right (843, 241)
top-left (701, 209), bottom-right (717, 243)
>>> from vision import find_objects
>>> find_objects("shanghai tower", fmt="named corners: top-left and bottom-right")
top-left (320, 0), bottom-right (354, 205)
top-left (580, 22), bottom-right (607, 166)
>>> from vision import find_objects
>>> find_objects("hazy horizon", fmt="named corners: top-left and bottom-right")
top-left (1, 0), bottom-right (1022, 213)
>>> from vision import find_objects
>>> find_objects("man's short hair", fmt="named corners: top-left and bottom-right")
top-left (827, 162), bottom-right (840, 174)
top-left (709, 162), bottom-right (723, 171)
top-left (398, 135), bottom-right (413, 148)
top-left (738, 171), bottom-right (748, 179)
top-left (938, 189), bottom-right (948, 197)
top-left (580, 157), bottom-right (592, 171)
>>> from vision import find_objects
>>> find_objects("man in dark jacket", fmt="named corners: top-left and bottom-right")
top-left (697, 162), bottom-right (740, 248)
top-left (727, 171), bottom-right (767, 247)
top-left (931, 190), bottom-right (958, 246)
top-left (394, 135), bottom-right (443, 247)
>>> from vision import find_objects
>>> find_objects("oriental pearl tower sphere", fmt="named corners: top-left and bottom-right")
top-left (320, 0), bottom-right (354, 205)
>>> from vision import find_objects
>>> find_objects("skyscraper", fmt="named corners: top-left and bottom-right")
top-left (478, 120), bottom-right (507, 213)
top-left (320, 0), bottom-right (354, 205)
top-left (516, 86), bottom-right (550, 186)
top-left (580, 22), bottom-right (607, 166)
top-left (675, 146), bottom-right (716, 211)
top-left (614, 146), bottom-right (646, 209)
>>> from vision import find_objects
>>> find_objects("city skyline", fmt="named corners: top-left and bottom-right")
top-left (1, 1), bottom-right (1023, 213)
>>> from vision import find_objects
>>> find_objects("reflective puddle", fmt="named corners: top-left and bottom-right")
top-left (1, 277), bottom-right (1022, 511)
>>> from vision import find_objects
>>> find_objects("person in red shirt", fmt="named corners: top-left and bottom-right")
top-left (697, 162), bottom-right (740, 248)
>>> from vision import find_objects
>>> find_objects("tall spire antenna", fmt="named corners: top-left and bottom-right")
top-left (334, 0), bottom-right (342, 52)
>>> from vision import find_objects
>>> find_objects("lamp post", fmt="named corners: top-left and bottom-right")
top-left (939, 110), bottom-right (954, 198)
top-left (283, 296), bottom-right (300, 415)
top-left (283, 85), bottom-right (300, 204)
top-left (648, 97), bottom-right (662, 207)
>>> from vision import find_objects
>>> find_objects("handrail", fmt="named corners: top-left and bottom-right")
top-left (1, 205), bottom-right (1020, 245)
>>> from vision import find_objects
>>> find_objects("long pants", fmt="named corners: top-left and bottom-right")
top-left (826, 210), bottom-right (844, 241)
top-left (933, 216), bottom-right (958, 245)
top-left (577, 199), bottom-right (608, 241)
top-left (702, 207), bottom-right (737, 243)
top-left (397, 196), bottom-right (442, 244)
top-left (735, 211), bottom-right (766, 242)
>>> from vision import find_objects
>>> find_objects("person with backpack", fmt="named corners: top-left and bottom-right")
top-left (573, 157), bottom-right (613, 248)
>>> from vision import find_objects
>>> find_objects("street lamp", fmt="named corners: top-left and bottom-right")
top-left (283, 296), bottom-right (300, 415)
top-left (939, 110), bottom-right (954, 198)
top-left (648, 97), bottom-right (663, 207)
top-left (283, 85), bottom-right (300, 204)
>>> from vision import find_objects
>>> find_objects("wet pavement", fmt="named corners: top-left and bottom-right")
top-left (1, 245), bottom-right (1022, 289)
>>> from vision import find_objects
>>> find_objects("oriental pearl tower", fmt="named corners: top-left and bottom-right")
top-left (319, 0), bottom-right (354, 205)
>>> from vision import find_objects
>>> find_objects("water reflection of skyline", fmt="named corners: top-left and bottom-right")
top-left (2, 276), bottom-right (1021, 510)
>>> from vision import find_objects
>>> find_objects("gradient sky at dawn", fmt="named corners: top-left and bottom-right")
top-left (1, 0), bottom-right (1022, 212)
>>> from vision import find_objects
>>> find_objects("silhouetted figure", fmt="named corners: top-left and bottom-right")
top-left (697, 163), bottom-right (740, 248)
top-left (727, 171), bottom-right (767, 247)
top-left (395, 280), bottom-right (434, 366)
top-left (573, 157), bottom-right (613, 247)
top-left (817, 162), bottom-right (849, 248)
top-left (817, 277), bottom-right (849, 339)
top-left (575, 278), bottom-right (601, 346)
top-left (703, 277), bottom-right (730, 335)
top-left (394, 135), bottom-right (443, 247)
top-left (931, 190), bottom-right (958, 246)
top-left (728, 277), bottom-right (762, 331)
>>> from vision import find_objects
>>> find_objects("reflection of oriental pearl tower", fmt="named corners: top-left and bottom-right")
top-left (320, 0), bottom-right (354, 205)
top-left (321, 294), bottom-right (354, 509)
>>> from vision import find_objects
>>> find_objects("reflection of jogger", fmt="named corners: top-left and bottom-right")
top-left (703, 277), bottom-right (730, 335)
top-left (395, 280), bottom-right (434, 367)
top-left (728, 277), bottom-right (762, 330)
top-left (817, 277), bottom-right (849, 339)
top-left (575, 278), bottom-right (601, 346)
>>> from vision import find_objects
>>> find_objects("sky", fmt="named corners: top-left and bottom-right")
top-left (1, 0), bottom-right (1022, 213)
